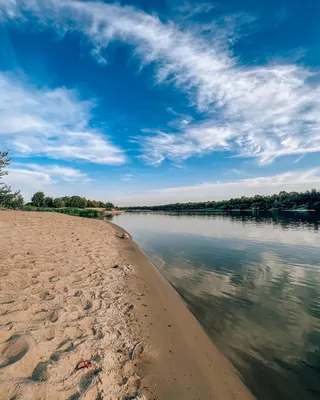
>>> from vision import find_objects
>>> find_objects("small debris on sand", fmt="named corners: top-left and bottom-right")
top-left (118, 232), bottom-right (130, 239)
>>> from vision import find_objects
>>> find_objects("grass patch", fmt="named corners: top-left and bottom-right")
top-left (79, 209), bottom-right (102, 218)
top-left (21, 207), bottom-right (103, 219)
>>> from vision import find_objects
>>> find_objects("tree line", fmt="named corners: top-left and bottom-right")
top-left (123, 190), bottom-right (320, 212)
top-left (0, 151), bottom-right (114, 210)
top-left (30, 191), bottom-right (114, 210)
top-left (1, 151), bottom-right (320, 212)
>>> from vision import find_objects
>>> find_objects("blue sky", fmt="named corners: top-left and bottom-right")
top-left (0, 0), bottom-right (319, 205)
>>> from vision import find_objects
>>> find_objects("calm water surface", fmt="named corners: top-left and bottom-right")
top-left (112, 211), bottom-right (320, 400)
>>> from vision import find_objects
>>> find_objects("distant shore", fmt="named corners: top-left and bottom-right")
top-left (0, 211), bottom-right (254, 400)
top-left (124, 208), bottom-right (317, 213)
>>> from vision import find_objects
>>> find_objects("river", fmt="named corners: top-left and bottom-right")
top-left (111, 211), bottom-right (320, 400)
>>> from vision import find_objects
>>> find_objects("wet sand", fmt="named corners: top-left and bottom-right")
top-left (0, 212), bottom-right (254, 400)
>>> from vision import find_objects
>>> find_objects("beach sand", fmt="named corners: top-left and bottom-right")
top-left (0, 211), bottom-right (255, 400)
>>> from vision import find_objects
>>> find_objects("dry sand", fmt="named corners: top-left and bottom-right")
top-left (0, 211), bottom-right (255, 400)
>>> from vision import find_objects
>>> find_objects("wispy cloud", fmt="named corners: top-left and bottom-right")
top-left (174, 2), bottom-right (215, 19)
top-left (6, 162), bottom-right (91, 199)
top-left (293, 154), bottom-right (306, 164)
top-left (117, 169), bottom-right (320, 205)
top-left (227, 168), bottom-right (252, 177)
top-left (121, 173), bottom-right (134, 181)
top-left (12, 163), bottom-right (91, 182)
top-left (0, 72), bottom-right (125, 164)
top-left (1, 0), bottom-right (320, 166)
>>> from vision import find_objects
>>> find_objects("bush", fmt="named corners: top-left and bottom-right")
top-left (79, 209), bottom-right (102, 218)
top-left (21, 205), bottom-right (37, 211)
top-left (56, 208), bottom-right (82, 216)
top-left (21, 206), bottom-right (103, 219)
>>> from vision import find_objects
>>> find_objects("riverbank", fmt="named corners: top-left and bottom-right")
top-left (0, 211), bottom-right (254, 400)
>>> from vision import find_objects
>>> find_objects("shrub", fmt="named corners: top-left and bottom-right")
top-left (21, 206), bottom-right (103, 219)
top-left (79, 209), bottom-right (102, 218)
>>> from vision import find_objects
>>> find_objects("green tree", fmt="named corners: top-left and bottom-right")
top-left (8, 193), bottom-right (24, 209)
top-left (45, 197), bottom-right (54, 208)
top-left (53, 198), bottom-right (65, 208)
top-left (66, 195), bottom-right (87, 209)
top-left (31, 191), bottom-right (46, 207)
top-left (0, 151), bottom-right (24, 209)
top-left (87, 199), bottom-right (99, 208)
top-left (123, 189), bottom-right (320, 212)
top-left (105, 202), bottom-right (114, 210)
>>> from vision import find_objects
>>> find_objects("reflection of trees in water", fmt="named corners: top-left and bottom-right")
top-left (158, 252), bottom-right (320, 400)
top-left (124, 211), bottom-right (320, 398)
top-left (168, 210), bottom-right (320, 231)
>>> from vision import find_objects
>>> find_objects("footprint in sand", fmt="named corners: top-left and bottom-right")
top-left (50, 311), bottom-right (59, 323)
top-left (39, 291), bottom-right (56, 301)
top-left (68, 393), bottom-right (81, 400)
top-left (57, 338), bottom-right (74, 352)
top-left (0, 294), bottom-right (15, 305)
top-left (79, 369), bottom-right (101, 391)
top-left (83, 301), bottom-right (92, 311)
top-left (37, 327), bottom-right (55, 341)
top-left (33, 309), bottom-right (59, 323)
top-left (0, 334), bottom-right (29, 368)
top-left (30, 360), bottom-right (51, 382)
top-left (0, 322), bottom-right (13, 331)
top-left (49, 276), bottom-right (59, 283)
top-left (50, 338), bottom-right (84, 361)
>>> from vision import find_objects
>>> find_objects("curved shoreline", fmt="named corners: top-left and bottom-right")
top-left (110, 220), bottom-right (255, 400)
top-left (0, 212), bottom-right (254, 400)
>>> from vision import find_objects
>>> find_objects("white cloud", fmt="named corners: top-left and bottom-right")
top-left (6, 162), bottom-right (92, 200)
top-left (12, 162), bottom-right (90, 181)
top-left (136, 125), bottom-right (234, 165)
top-left (1, 1), bottom-right (320, 165)
top-left (117, 169), bottom-right (320, 205)
top-left (0, 72), bottom-right (125, 164)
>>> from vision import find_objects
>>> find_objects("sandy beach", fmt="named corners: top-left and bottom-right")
top-left (0, 211), bottom-right (255, 400)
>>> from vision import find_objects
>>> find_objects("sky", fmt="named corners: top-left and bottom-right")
top-left (0, 0), bottom-right (320, 206)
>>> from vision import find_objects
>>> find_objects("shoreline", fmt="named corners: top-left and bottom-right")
top-left (0, 212), bottom-right (254, 399)
top-left (112, 221), bottom-right (255, 399)
top-left (124, 209), bottom-right (317, 213)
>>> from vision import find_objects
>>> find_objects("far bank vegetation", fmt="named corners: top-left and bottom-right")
top-left (123, 190), bottom-right (320, 212)
top-left (1, 151), bottom-right (320, 214)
